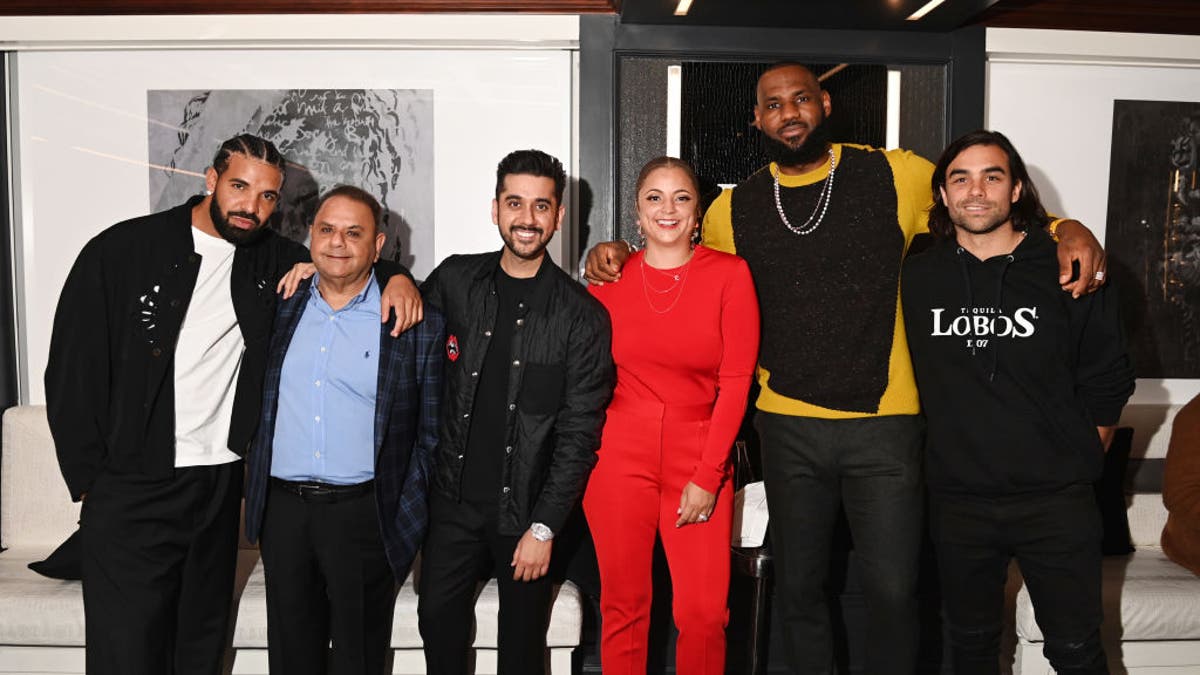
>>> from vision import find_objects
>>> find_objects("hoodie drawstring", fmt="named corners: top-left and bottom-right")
top-left (957, 247), bottom-right (1015, 382)
top-left (956, 248), bottom-right (975, 354)
top-left (990, 255), bottom-right (1015, 382)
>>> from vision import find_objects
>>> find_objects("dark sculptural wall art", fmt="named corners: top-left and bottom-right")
top-left (1106, 99), bottom-right (1200, 378)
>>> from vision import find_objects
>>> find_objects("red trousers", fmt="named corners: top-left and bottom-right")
top-left (583, 401), bottom-right (732, 675)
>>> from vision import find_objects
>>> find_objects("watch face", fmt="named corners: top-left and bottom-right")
top-left (530, 523), bottom-right (553, 541)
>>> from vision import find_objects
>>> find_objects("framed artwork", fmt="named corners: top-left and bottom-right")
top-left (1105, 99), bottom-right (1200, 378)
top-left (148, 88), bottom-right (434, 268)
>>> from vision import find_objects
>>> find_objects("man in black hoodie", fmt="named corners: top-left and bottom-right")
top-left (902, 130), bottom-right (1134, 675)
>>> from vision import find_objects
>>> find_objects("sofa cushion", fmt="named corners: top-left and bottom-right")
top-left (1, 406), bottom-right (79, 551)
top-left (0, 547), bottom-right (582, 650)
top-left (0, 547), bottom-right (86, 645)
top-left (1016, 548), bottom-right (1200, 642)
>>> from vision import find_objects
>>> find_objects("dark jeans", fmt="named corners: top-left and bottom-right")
top-left (79, 461), bottom-right (242, 675)
top-left (931, 485), bottom-right (1108, 675)
top-left (259, 481), bottom-right (397, 675)
top-left (756, 412), bottom-right (924, 675)
top-left (417, 493), bottom-right (554, 675)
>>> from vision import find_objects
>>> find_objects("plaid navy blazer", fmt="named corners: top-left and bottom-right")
top-left (244, 275), bottom-right (444, 580)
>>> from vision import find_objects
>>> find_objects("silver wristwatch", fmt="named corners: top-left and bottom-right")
top-left (530, 522), bottom-right (554, 542)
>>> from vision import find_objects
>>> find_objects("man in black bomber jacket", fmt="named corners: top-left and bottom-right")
top-left (44, 135), bottom-right (417, 675)
top-left (901, 131), bottom-right (1134, 675)
top-left (416, 150), bottom-right (614, 675)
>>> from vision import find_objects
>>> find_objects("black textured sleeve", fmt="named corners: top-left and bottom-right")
top-left (1075, 282), bottom-right (1135, 426)
top-left (44, 237), bottom-right (113, 501)
top-left (529, 300), bottom-right (615, 533)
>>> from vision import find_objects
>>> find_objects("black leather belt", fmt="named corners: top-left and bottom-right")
top-left (270, 477), bottom-right (374, 503)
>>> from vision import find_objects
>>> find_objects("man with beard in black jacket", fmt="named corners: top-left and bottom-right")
top-left (416, 149), bottom-right (614, 675)
top-left (902, 130), bottom-right (1135, 675)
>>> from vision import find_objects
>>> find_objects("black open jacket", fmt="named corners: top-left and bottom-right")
top-left (420, 251), bottom-right (614, 536)
top-left (45, 198), bottom-right (310, 500)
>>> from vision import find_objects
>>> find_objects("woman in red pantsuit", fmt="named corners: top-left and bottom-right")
top-left (585, 157), bottom-right (760, 674)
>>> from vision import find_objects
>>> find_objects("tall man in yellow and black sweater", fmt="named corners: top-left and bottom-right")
top-left (585, 62), bottom-right (1109, 674)
top-left (902, 130), bottom-right (1134, 674)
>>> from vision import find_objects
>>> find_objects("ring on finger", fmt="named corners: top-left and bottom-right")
top-left (1094, 270), bottom-right (1106, 281)
top-left (697, 513), bottom-right (708, 522)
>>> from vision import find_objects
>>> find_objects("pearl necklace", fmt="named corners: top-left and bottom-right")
top-left (640, 254), bottom-right (692, 314)
top-left (773, 148), bottom-right (837, 236)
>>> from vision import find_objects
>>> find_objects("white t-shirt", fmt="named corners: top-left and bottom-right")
top-left (173, 226), bottom-right (244, 467)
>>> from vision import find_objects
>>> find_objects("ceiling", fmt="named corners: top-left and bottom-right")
top-left (620, 0), bottom-right (1000, 32)
top-left (618, 0), bottom-right (1200, 35)
top-left (1, 0), bottom-right (1198, 35)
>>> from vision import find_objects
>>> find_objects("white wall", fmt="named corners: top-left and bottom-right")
top-left (2, 15), bottom-right (580, 405)
top-left (986, 28), bottom-right (1200, 406)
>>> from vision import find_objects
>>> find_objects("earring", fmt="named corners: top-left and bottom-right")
top-left (691, 226), bottom-right (701, 247)
top-left (637, 228), bottom-right (646, 250)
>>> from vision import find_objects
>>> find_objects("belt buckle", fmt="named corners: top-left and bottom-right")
top-left (296, 482), bottom-right (332, 498)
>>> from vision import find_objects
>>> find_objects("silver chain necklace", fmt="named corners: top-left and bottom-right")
top-left (773, 148), bottom-right (837, 236)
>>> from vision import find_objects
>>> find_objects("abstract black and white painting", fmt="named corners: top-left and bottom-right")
top-left (1105, 100), bottom-right (1200, 378)
top-left (148, 89), bottom-right (434, 273)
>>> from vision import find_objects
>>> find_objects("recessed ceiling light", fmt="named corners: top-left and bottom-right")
top-left (906, 0), bottom-right (947, 21)
top-left (675, 0), bottom-right (695, 17)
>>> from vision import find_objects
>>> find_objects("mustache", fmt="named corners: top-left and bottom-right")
top-left (226, 211), bottom-right (260, 226)
top-left (511, 226), bottom-right (543, 234)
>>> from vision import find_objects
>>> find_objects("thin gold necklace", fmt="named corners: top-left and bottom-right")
top-left (640, 252), bottom-right (693, 314)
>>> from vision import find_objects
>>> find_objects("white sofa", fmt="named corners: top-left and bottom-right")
top-left (0, 405), bottom-right (584, 675)
top-left (1010, 404), bottom-right (1200, 675)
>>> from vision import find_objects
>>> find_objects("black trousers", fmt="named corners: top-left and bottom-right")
top-left (417, 493), bottom-right (553, 675)
top-left (755, 412), bottom-right (925, 675)
top-left (79, 460), bottom-right (243, 675)
top-left (931, 485), bottom-right (1108, 675)
top-left (259, 480), bottom-right (398, 675)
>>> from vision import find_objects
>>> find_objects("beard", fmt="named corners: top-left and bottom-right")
top-left (210, 196), bottom-right (268, 246)
top-left (761, 118), bottom-right (833, 169)
top-left (501, 225), bottom-right (551, 261)
top-left (951, 202), bottom-right (1012, 236)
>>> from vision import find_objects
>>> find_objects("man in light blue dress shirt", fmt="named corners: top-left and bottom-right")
top-left (244, 185), bottom-right (444, 675)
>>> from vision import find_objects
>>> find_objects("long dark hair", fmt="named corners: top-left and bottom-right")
top-left (928, 130), bottom-right (1049, 240)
